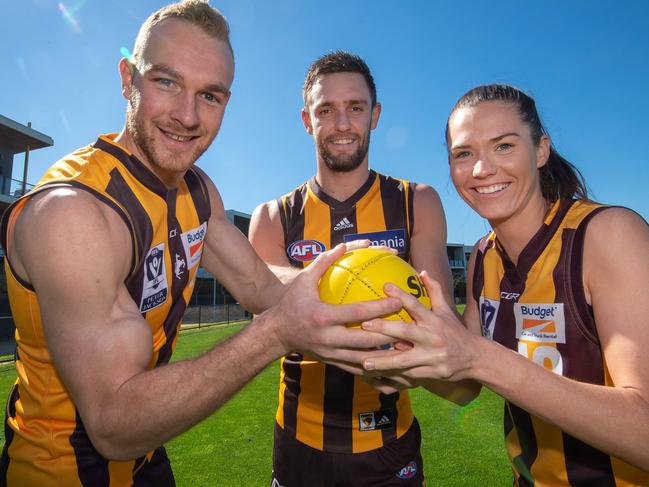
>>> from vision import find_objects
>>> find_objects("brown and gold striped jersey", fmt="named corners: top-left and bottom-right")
top-left (0, 134), bottom-right (210, 486)
top-left (276, 170), bottom-right (416, 453)
top-left (473, 198), bottom-right (649, 486)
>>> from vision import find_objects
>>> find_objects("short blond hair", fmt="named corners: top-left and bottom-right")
top-left (132, 0), bottom-right (232, 65)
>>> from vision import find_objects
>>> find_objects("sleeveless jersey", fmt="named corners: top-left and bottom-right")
top-left (0, 134), bottom-right (210, 487)
top-left (276, 170), bottom-right (416, 453)
top-left (472, 198), bottom-right (649, 486)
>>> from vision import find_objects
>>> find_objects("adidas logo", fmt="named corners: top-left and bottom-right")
top-left (333, 217), bottom-right (354, 231)
top-left (377, 415), bottom-right (391, 426)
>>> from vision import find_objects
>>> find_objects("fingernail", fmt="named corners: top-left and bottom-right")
top-left (364, 360), bottom-right (375, 370)
top-left (384, 283), bottom-right (395, 292)
top-left (361, 321), bottom-right (372, 329)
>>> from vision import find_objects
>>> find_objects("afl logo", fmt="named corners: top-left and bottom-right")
top-left (396, 461), bottom-right (417, 480)
top-left (288, 240), bottom-right (326, 262)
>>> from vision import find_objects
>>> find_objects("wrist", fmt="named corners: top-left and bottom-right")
top-left (251, 306), bottom-right (291, 359)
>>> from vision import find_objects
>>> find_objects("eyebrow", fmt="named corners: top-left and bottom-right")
top-left (313, 99), bottom-right (369, 110)
top-left (450, 132), bottom-right (520, 151)
top-left (146, 63), bottom-right (230, 94)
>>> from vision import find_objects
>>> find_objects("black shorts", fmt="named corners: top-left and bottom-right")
top-left (271, 419), bottom-right (424, 487)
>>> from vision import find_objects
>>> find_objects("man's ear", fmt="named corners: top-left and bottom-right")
top-left (119, 57), bottom-right (135, 100)
top-left (301, 108), bottom-right (313, 135)
top-left (370, 102), bottom-right (381, 130)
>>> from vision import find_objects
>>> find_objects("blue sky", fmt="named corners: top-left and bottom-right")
top-left (3, 0), bottom-right (648, 246)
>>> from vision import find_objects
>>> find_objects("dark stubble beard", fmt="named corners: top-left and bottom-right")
top-left (318, 131), bottom-right (371, 173)
top-left (126, 97), bottom-right (208, 173)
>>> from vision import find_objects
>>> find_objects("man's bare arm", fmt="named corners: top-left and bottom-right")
top-left (196, 169), bottom-right (287, 312)
top-left (11, 188), bottom-right (401, 461)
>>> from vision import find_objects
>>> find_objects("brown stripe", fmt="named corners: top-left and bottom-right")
top-left (491, 251), bottom-right (523, 351)
top-left (508, 403), bottom-right (538, 486)
top-left (563, 432), bottom-right (615, 486)
top-left (471, 239), bottom-right (488, 304)
top-left (282, 185), bottom-right (308, 268)
top-left (322, 365), bottom-right (354, 452)
top-left (106, 168), bottom-right (153, 307)
top-left (407, 182), bottom-right (415, 246)
top-left (93, 137), bottom-right (167, 198)
top-left (184, 169), bottom-right (211, 224)
top-left (516, 199), bottom-right (575, 276)
top-left (281, 353), bottom-right (303, 436)
top-left (378, 392), bottom-right (398, 446)
top-left (0, 384), bottom-right (19, 485)
top-left (156, 190), bottom-right (189, 366)
top-left (567, 207), bottom-right (611, 344)
top-left (280, 186), bottom-right (306, 432)
top-left (378, 174), bottom-right (410, 261)
top-left (319, 201), bottom-right (358, 452)
top-left (69, 409), bottom-right (109, 487)
top-left (132, 446), bottom-right (175, 486)
top-left (554, 226), bottom-right (604, 381)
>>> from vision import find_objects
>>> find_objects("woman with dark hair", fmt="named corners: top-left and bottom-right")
top-left (359, 85), bottom-right (649, 485)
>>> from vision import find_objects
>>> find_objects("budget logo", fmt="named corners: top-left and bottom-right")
top-left (344, 228), bottom-right (406, 254)
top-left (479, 297), bottom-right (500, 340)
top-left (180, 222), bottom-right (207, 269)
top-left (514, 303), bottom-right (566, 343)
top-left (287, 240), bottom-right (326, 262)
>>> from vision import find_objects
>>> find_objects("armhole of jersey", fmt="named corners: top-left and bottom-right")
top-left (276, 196), bottom-right (288, 252)
top-left (405, 181), bottom-right (415, 239)
top-left (2, 196), bottom-right (34, 290)
top-left (2, 182), bottom-right (136, 289)
top-left (568, 205), bottom-right (614, 346)
top-left (471, 238), bottom-right (488, 305)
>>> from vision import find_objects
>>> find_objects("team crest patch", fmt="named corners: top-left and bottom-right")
top-left (359, 409), bottom-right (394, 431)
top-left (287, 240), bottom-right (326, 262)
top-left (479, 296), bottom-right (500, 340)
top-left (396, 461), bottom-right (418, 480)
top-left (180, 222), bottom-right (207, 269)
top-left (514, 303), bottom-right (566, 343)
top-left (140, 243), bottom-right (168, 312)
top-left (343, 228), bottom-right (407, 254)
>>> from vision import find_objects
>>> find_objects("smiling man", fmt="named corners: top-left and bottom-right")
top-left (250, 51), bottom-right (457, 487)
top-left (0, 5), bottom-right (402, 487)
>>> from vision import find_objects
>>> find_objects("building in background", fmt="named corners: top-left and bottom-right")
top-left (0, 115), bottom-right (53, 216)
top-left (0, 115), bottom-right (53, 351)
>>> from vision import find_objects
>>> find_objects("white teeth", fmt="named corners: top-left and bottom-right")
top-left (476, 183), bottom-right (510, 194)
top-left (331, 138), bottom-right (354, 145)
top-left (164, 131), bottom-right (193, 142)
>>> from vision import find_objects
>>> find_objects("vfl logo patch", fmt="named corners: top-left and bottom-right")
top-left (359, 410), bottom-right (394, 431)
top-left (140, 243), bottom-right (168, 312)
top-left (180, 222), bottom-right (207, 269)
top-left (514, 303), bottom-right (566, 343)
top-left (287, 240), bottom-right (326, 262)
top-left (396, 461), bottom-right (418, 480)
top-left (479, 297), bottom-right (500, 340)
top-left (344, 228), bottom-right (407, 254)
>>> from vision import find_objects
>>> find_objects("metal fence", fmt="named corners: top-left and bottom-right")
top-left (181, 304), bottom-right (251, 329)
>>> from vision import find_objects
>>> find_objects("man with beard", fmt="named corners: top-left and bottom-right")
top-left (0, 7), bottom-right (401, 487)
top-left (250, 51), bottom-right (463, 486)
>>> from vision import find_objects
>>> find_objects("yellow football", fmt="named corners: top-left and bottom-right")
top-left (318, 247), bottom-right (431, 325)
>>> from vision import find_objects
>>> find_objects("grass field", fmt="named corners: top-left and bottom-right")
top-left (0, 322), bottom-right (513, 486)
